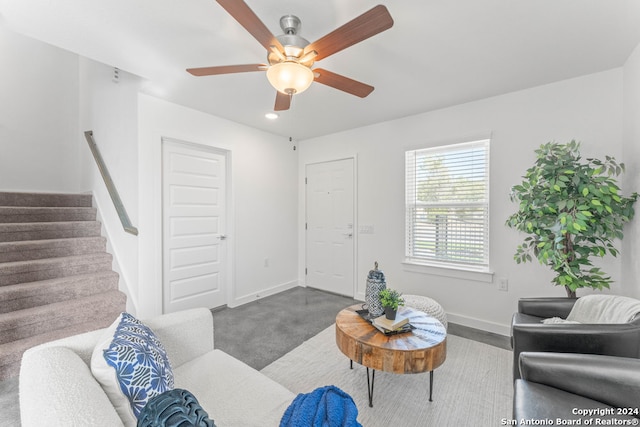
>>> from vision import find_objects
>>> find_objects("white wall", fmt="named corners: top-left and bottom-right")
top-left (78, 58), bottom-right (143, 313)
top-left (0, 27), bottom-right (299, 318)
top-left (0, 26), bottom-right (80, 192)
top-left (137, 95), bottom-right (298, 317)
top-left (4, 25), bottom-right (636, 333)
top-left (298, 69), bottom-right (626, 335)
top-left (622, 42), bottom-right (640, 298)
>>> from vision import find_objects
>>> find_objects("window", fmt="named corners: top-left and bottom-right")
top-left (405, 139), bottom-right (490, 271)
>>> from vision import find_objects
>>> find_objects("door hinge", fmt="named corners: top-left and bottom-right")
top-left (305, 222), bottom-right (307, 230)
top-left (305, 177), bottom-right (308, 184)
top-left (305, 268), bottom-right (308, 275)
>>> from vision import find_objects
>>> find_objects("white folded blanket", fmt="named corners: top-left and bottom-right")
top-left (566, 294), bottom-right (640, 323)
top-left (542, 294), bottom-right (640, 324)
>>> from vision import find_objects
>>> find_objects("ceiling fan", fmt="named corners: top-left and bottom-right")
top-left (187, 0), bottom-right (394, 111)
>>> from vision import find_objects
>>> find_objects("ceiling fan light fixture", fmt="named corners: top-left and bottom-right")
top-left (266, 61), bottom-right (314, 95)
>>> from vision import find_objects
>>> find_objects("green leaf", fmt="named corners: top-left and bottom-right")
top-left (582, 188), bottom-right (589, 196)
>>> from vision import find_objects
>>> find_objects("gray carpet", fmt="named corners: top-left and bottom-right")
top-left (0, 191), bottom-right (127, 382)
top-left (0, 377), bottom-right (19, 427)
top-left (213, 286), bottom-right (358, 370)
top-left (261, 325), bottom-right (514, 426)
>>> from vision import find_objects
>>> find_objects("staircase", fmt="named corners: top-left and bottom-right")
top-left (0, 191), bottom-right (127, 381)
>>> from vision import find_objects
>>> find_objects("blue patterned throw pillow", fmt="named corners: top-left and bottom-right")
top-left (137, 388), bottom-right (216, 427)
top-left (92, 313), bottom-right (174, 427)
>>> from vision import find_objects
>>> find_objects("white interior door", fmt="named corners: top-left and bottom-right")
top-left (306, 158), bottom-right (355, 296)
top-left (162, 140), bottom-right (227, 313)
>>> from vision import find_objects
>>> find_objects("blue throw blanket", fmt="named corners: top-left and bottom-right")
top-left (280, 385), bottom-right (361, 427)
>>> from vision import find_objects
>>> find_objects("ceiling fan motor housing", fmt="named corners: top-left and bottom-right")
top-left (273, 15), bottom-right (310, 61)
top-left (280, 15), bottom-right (302, 35)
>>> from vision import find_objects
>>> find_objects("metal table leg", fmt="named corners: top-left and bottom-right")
top-left (366, 367), bottom-right (375, 407)
top-left (429, 370), bottom-right (434, 402)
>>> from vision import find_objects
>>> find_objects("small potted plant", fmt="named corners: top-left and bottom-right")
top-left (379, 288), bottom-right (405, 320)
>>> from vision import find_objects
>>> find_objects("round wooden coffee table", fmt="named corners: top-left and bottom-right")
top-left (335, 304), bottom-right (447, 406)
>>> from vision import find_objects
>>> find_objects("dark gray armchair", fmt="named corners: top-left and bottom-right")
top-left (511, 297), bottom-right (640, 380)
top-left (514, 352), bottom-right (640, 423)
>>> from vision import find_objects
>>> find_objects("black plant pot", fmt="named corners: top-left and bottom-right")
top-left (384, 306), bottom-right (397, 320)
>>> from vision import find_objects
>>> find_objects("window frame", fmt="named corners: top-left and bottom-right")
top-left (404, 138), bottom-right (491, 275)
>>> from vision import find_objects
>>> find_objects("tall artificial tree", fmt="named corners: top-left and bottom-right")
top-left (506, 141), bottom-right (638, 298)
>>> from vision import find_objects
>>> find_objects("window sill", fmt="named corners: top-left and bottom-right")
top-left (402, 260), bottom-right (494, 283)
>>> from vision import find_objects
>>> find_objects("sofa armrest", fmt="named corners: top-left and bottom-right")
top-left (519, 352), bottom-right (640, 410)
top-left (20, 346), bottom-right (125, 427)
top-left (145, 308), bottom-right (214, 369)
top-left (517, 297), bottom-right (577, 318)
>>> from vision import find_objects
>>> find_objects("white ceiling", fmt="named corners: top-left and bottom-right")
top-left (1, 0), bottom-right (639, 140)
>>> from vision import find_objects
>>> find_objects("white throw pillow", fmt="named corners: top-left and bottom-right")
top-left (91, 312), bottom-right (174, 427)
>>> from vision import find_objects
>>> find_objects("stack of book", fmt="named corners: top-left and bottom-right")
top-left (371, 313), bottom-right (412, 335)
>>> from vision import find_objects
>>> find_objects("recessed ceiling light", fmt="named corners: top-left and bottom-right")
top-left (265, 112), bottom-right (279, 120)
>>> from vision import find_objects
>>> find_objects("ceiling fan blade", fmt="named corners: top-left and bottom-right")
top-left (305, 5), bottom-right (393, 62)
top-left (313, 68), bottom-right (374, 98)
top-left (186, 64), bottom-right (266, 76)
top-left (216, 0), bottom-right (284, 52)
top-left (274, 91), bottom-right (291, 111)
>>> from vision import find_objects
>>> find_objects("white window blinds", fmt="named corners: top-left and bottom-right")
top-left (405, 139), bottom-right (490, 269)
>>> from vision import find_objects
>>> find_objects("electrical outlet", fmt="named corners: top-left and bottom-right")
top-left (498, 277), bottom-right (509, 292)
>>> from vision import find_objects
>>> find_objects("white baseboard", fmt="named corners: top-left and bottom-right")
top-left (229, 280), bottom-right (299, 307)
top-left (446, 312), bottom-right (510, 337)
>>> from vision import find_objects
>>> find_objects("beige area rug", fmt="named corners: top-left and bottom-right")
top-left (261, 325), bottom-right (513, 427)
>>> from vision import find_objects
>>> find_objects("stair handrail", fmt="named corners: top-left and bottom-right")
top-left (84, 130), bottom-right (138, 236)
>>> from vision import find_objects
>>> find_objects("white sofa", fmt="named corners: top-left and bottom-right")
top-left (19, 308), bottom-right (296, 427)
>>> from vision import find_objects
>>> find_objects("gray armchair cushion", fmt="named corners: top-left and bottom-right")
top-left (514, 353), bottom-right (640, 423)
top-left (511, 297), bottom-right (640, 380)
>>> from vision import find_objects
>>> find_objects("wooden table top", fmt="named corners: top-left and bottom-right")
top-left (335, 304), bottom-right (447, 374)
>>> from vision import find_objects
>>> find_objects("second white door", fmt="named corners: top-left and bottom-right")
top-left (305, 158), bottom-right (355, 296)
top-left (162, 140), bottom-right (228, 313)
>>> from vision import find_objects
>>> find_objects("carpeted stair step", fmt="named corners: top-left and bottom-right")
top-left (0, 190), bottom-right (128, 382)
top-left (0, 221), bottom-right (102, 242)
top-left (0, 206), bottom-right (97, 223)
top-left (0, 297), bottom-right (124, 381)
top-left (0, 236), bottom-right (107, 263)
top-left (0, 191), bottom-right (92, 207)
top-left (0, 289), bottom-right (126, 345)
top-left (0, 253), bottom-right (113, 286)
top-left (0, 271), bottom-right (119, 314)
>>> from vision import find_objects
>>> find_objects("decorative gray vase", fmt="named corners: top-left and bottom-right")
top-left (365, 262), bottom-right (386, 317)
